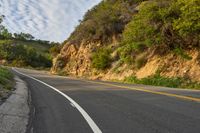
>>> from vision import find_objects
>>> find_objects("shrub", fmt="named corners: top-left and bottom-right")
top-left (173, 0), bottom-right (200, 38)
top-left (0, 67), bottom-right (14, 90)
top-left (124, 74), bottom-right (200, 89)
top-left (118, 44), bottom-right (135, 64)
top-left (49, 44), bottom-right (61, 57)
top-left (124, 74), bottom-right (184, 88)
top-left (121, 0), bottom-right (200, 61)
top-left (68, 0), bottom-right (138, 43)
top-left (92, 48), bottom-right (111, 70)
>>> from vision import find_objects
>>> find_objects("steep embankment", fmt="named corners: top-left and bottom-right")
top-left (52, 0), bottom-right (138, 75)
top-left (52, 0), bottom-right (200, 86)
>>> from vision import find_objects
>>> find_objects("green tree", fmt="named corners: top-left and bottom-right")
top-left (0, 27), bottom-right (12, 39)
top-left (49, 44), bottom-right (61, 57)
top-left (14, 32), bottom-right (34, 40)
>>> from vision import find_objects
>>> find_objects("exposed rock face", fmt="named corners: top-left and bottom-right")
top-left (52, 41), bottom-right (100, 77)
top-left (160, 50), bottom-right (200, 82)
top-left (52, 43), bottom-right (200, 82)
top-left (51, 0), bottom-right (200, 82)
top-left (135, 50), bottom-right (200, 82)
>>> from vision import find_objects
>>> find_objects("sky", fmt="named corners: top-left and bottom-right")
top-left (0, 0), bottom-right (101, 42)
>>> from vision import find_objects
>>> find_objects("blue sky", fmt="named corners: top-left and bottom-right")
top-left (0, 0), bottom-right (101, 42)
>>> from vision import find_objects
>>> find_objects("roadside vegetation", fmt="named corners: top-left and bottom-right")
top-left (55, 0), bottom-right (200, 89)
top-left (120, 0), bottom-right (200, 63)
top-left (92, 48), bottom-right (111, 70)
top-left (121, 0), bottom-right (200, 89)
top-left (0, 15), bottom-right (60, 69)
top-left (124, 74), bottom-right (200, 90)
top-left (0, 67), bottom-right (13, 90)
top-left (0, 67), bottom-right (14, 102)
top-left (70, 0), bottom-right (199, 70)
top-left (68, 0), bottom-right (141, 44)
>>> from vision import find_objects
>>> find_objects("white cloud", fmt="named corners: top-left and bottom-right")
top-left (0, 0), bottom-right (101, 42)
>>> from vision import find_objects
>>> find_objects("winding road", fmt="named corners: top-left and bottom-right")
top-left (12, 68), bottom-right (200, 133)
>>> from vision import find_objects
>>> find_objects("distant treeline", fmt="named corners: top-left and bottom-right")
top-left (0, 43), bottom-right (52, 68)
top-left (0, 15), bottom-right (61, 68)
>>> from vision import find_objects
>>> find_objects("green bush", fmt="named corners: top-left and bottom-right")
top-left (0, 67), bottom-right (14, 90)
top-left (49, 44), bottom-right (61, 57)
top-left (92, 48), bottom-right (111, 70)
top-left (0, 67), bottom-right (13, 79)
top-left (173, 0), bottom-right (200, 38)
top-left (121, 0), bottom-right (200, 61)
top-left (124, 74), bottom-right (200, 89)
top-left (118, 44), bottom-right (135, 64)
top-left (124, 74), bottom-right (183, 88)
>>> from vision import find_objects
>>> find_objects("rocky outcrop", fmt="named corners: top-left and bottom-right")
top-left (52, 41), bottom-right (101, 77)
top-left (51, 0), bottom-right (200, 82)
top-left (52, 43), bottom-right (200, 82)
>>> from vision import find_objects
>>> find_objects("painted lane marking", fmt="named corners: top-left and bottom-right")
top-left (13, 68), bottom-right (102, 133)
top-left (84, 81), bottom-right (200, 103)
top-left (36, 70), bottom-right (200, 103)
top-left (70, 103), bottom-right (76, 108)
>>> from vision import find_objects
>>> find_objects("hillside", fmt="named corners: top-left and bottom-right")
top-left (0, 39), bottom-right (53, 68)
top-left (52, 0), bottom-right (200, 88)
top-left (0, 15), bottom-right (61, 68)
top-left (0, 39), bottom-right (50, 53)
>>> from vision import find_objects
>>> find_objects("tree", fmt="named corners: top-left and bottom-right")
top-left (0, 27), bottom-right (12, 39)
top-left (0, 15), bottom-right (12, 39)
top-left (49, 44), bottom-right (61, 57)
top-left (14, 32), bottom-right (34, 40)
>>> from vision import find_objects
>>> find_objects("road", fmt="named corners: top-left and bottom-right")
top-left (12, 68), bottom-right (200, 133)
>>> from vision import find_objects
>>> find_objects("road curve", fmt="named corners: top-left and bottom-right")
top-left (13, 68), bottom-right (200, 133)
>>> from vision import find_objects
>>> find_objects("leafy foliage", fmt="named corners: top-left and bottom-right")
top-left (68, 0), bottom-right (141, 44)
top-left (173, 0), bottom-right (200, 38)
top-left (0, 16), bottom-right (60, 68)
top-left (121, 0), bottom-right (200, 62)
top-left (124, 73), bottom-right (200, 89)
top-left (49, 43), bottom-right (62, 57)
top-left (0, 43), bottom-right (52, 68)
top-left (92, 48), bottom-right (111, 70)
top-left (0, 67), bottom-right (14, 90)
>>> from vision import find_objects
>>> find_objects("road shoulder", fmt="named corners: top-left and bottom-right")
top-left (0, 76), bottom-right (30, 133)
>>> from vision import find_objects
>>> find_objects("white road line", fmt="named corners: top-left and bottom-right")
top-left (12, 68), bottom-right (102, 133)
top-left (70, 103), bottom-right (76, 108)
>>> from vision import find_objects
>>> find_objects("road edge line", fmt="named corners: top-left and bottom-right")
top-left (85, 80), bottom-right (200, 103)
top-left (12, 68), bottom-right (102, 133)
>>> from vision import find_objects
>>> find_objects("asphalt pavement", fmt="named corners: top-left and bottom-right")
top-left (12, 68), bottom-right (200, 133)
